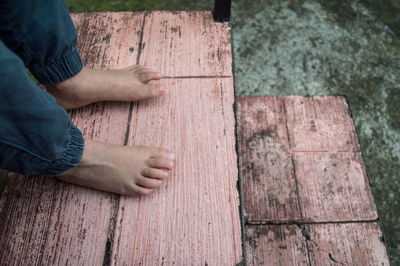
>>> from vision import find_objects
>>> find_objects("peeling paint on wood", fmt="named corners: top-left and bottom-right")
top-left (284, 96), bottom-right (360, 152)
top-left (294, 152), bottom-right (377, 222)
top-left (238, 96), bottom-right (377, 223)
top-left (105, 12), bottom-right (241, 264)
top-left (245, 225), bottom-right (309, 265)
top-left (139, 11), bottom-right (232, 77)
top-left (238, 96), bottom-right (387, 265)
top-left (237, 96), bottom-right (301, 223)
top-left (111, 75), bottom-right (241, 264)
top-left (0, 12), bottom-right (144, 265)
top-left (0, 11), bottom-right (241, 265)
top-left (306, 223), bottom-right (389, 265)
top-left (245, 223), bottom-right (389, 266)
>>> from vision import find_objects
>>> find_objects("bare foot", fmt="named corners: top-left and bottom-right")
top-left (46, 66), bottom-right (164, 109)
top-left (57, 139), bottom-right (175, 196)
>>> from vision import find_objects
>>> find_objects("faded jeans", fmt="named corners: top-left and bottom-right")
top-left (0, 0), bottom-right (84, 175)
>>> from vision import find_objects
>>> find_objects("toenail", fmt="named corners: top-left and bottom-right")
top-left (156, 86), bottom-right (164, 92)
top-left (167, 152), bottom-right (175, 159)
top-left (157, 180), bottom-right (162, 184)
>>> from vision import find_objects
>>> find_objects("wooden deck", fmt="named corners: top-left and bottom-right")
top-left (238, 96), bottom-right (389, 265)
top-left (0, 11), bottom-right (241, 265)
top-left (0, 11), bottom-right (390, 266)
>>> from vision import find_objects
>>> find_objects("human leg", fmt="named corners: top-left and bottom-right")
top-left (0, 42), bottom-right (174, 195)
top-left (0, 0), bottom-right (166, 110)
top-left (0, 1), bottom-right (175, 195)
top-left (0, 41), bottom-right (84, 176)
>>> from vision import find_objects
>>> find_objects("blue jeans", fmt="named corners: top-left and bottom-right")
top-left (0, 0), bottom-right (84, 175)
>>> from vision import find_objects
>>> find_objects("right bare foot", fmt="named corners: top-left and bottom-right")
top-left (46, 66), bottom-right (164, 110)
top-left (57, 139), bottom-right (175, 196)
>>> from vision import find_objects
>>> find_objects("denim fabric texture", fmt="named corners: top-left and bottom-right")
top-left (0, 0), bottom-right (85, 175)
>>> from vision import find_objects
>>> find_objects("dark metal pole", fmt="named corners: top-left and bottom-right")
top-left (212, 0), bottom-right (231, 22)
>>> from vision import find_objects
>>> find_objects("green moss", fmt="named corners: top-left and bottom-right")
top-left (360, 0), bottom-right (400, 39)
top-left (65, 0), bottom-right (212, 12)
top-left (316, 0), bottom-right (358, 27)
top-left (386, 87), bottom-right (400, 131)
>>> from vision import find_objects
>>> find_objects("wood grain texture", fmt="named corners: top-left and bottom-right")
top-left (237, 96), bottom-right (377, 223)
top-left (139, 11), bottom-right (232, 77)
top-left (0, 12), bottom-right (144, 265)
top-left (237, 96), bottom-right (301, 223)
top-left (305, 223), bottom-right (389, 265)
top-left (245, 225), bottom-right (309, 266)
top-left (111, 78), bottom-right (242, 265)
top-left (294, 152), bottom-right (377, 222)
top-left (245, 223), bottom-right (390, 266)
top-left (284, 96), bottom-right (360, 152)
top-left (238, 96), bottom-right (386, 265)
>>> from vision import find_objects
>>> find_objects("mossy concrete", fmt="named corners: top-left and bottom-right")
top-left (65, 0), bottom-right (212, 12)
top-left (232, 0), bottom-right (400, 263)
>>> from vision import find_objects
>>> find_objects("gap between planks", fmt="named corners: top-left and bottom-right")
top-left (245, 218), bottom-right (380, 226)
top-left (237, 96), bottom-right (387, 265)
top-left (162, 75), bottom-right (232, 79)
top-left (104, 10), bottom-right (143, 265)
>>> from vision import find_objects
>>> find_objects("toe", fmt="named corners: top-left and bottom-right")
top-left (139, 72), bottom-right (162, 82)
top-left (147, 157), bottom-right (174, 170)
top-left (151, 147), bottom-right (175, 160)
top-left (147, 84), bottom-right (165, 98)
top-left (136, 176), bottom-right (162, 189)
top-left (141, 167), bottom-right (169, 179)
top-left (136, 65), bottom-right (157, 74)
top-left (132, 185), bottom-right (154, 196)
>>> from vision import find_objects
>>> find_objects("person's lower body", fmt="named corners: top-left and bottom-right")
top-left (0, 0), bottom-right (174, 196)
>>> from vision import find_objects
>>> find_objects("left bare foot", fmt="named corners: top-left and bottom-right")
top-left (46, 66), bottom-right (164, 109)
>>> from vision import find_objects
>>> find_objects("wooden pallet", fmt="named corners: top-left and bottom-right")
top-left (0, 11), bottom-right (242, 265)
top-left (238, 96), bottom-right (389, 265)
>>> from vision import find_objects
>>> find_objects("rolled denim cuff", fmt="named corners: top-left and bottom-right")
top-left (29, 46), bottom-right (83, 85)
top-left (45, 123), bottom-right (84, 176)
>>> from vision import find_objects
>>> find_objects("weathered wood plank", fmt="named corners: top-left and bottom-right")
top-left (0, 12), bottom-right (144, 265)
top-left (294, 152), bottom-right (377, 222)
top-left (305, 223), bottom-right (389, 265)
top-left (237, 96), bottom-right (301, 223)
top-left (245, 223), bottom-right (390, 266)
top-left (237, 96), bottom-right (377, 223)
top-left (139, 11), bottom-right (232, 77)
top-left (111, 78), bottom-right (242, 264)
top-left (284, 96), bottom-right (360, 152)
top-left (245, 225), bottom-right (309, 265)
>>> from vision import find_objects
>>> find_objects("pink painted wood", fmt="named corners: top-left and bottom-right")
top-left (284, 96), bottom-right (377, 222)
top-left (238, 96), bottom-right (387, 265)
top-left (245, 225), bottom-right (309, 265)
top-left (0, 12), bottom-right (144, 265)
top-left (139, 11), bottom-right (232, 77)
top-left (294, 152), bottom-right (377, 222)
top-left (237, 96), bottom-right (377, 223)
top-left (306, 223), bottom-right (389, 265)
top-left (284, 96), bottom-right (360, 152)
top-left (111, 79), bottom-right (241, 264)
top-left (106, 12), bottom-right (241, 264)
top-left (237, 96), bottom-right (301, 223)
top-left (245, 223), bottom-right (389, 265)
